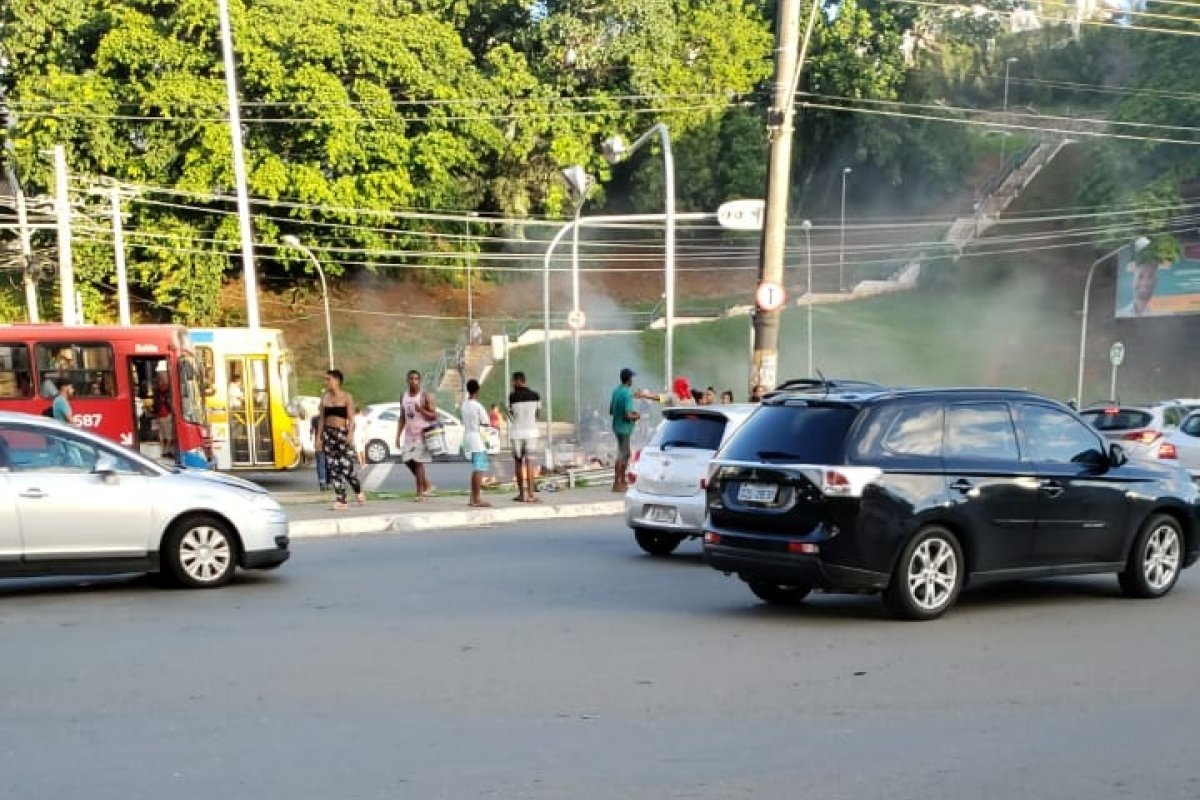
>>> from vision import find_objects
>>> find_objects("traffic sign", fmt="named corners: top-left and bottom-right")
top-left (566, 308), bottom-right (587, 330)
top-left (717, 199), bottom-right (766, 231)
top-left (1109, 342), bottom-right (1125, 366)
top-left (755, 281), bottom-right (786, 311)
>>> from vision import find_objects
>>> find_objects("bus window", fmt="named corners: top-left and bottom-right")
top-left (196, 345), bottom-right (216, 397)
top-left (35, 343), bottom-right (116, 399)
top-left (178, 356), bottom-right (206, 425)
top-left (0, 344), bottom-right (34, 398)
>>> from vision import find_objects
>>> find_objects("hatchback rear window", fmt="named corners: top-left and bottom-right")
top-left (652, 414), bottom-right (727, 451)
top-left (719, 405), bottom-right (859, 463)
top-left (1081, 409), bottom-right (1153, 431)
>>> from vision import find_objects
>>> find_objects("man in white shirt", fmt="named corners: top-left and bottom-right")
top-left (507, 371), bottom-right (541, 503)
top-left (461, 379), bottom-right (491, 508)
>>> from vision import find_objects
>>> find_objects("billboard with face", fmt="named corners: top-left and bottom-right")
top-left (1115, 235), bottom-right (1200, 318)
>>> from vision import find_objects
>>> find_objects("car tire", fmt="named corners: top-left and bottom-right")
top-left (746, 580), bottom-right (812, 606)
top-left (365, 439), bottom-right (390, 464)
top-left (161, 514), bottom-right (238, 589)
top-left (883, 526), bottom-right (964, 620)
top-left (634, 528), bottom-right (684, 556)
top-left (1119, 513), bottom-right (1183, 599)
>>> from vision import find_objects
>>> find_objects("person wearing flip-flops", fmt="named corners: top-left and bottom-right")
top-left (461, 379), bottom-right (492, 508)
top-left (316, 369), bottom-right (366, 511)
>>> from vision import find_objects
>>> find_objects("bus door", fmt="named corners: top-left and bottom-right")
top-left (128, 355), bottom-right (171, 460)
top-left (227, 356), bottom-right (275, 467)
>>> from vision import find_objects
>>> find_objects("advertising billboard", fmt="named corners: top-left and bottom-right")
top-left (1115, 235), bottom-right (1200, 318)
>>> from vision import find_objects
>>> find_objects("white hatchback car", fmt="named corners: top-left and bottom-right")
top-left (359, 403), bottom-right (500, 464)
top-left (1158, 410), bottom-right (1200, 481)
top-left (624, 404), bottom-right (757, 555)
top-left (0, 412), bottom-right (290, 587)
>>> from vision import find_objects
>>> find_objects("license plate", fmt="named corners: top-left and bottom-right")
top-left (737, 482), bottom-right (778, 504)
top-left (646, 505), bottom-right (677, 523)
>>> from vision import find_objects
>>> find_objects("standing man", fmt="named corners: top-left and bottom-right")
top-left (153, 365), bottom-right (174, 459)
top-left (51, 378), bottom-right (75, 425)
top-left (609, 367), bottom-right (641, 493)
top-left (396, 369), bottom-right (438, 500)
top-left (462, 379), bottom-right (492, 508)
top-left (508, 371), bottom-right (541, 503)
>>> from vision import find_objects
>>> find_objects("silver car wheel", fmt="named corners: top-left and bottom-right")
top-left (179, 525), bottom-right (234, 584)
top-left (906, 537), bottom-right (958, 612)
top-left (1143, 524), bottom-right (1181, 591)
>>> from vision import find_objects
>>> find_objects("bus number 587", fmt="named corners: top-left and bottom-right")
top-left (74, 414), bottom-right (104, 429)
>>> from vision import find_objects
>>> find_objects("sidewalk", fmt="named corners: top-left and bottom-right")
top-left (280, 485), bottom-right (625, 539)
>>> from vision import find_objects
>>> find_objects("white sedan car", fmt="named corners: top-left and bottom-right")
top-left (359, 403), bottom-right (500, 464)
top-left (0, 412), bottom-right (289, 587)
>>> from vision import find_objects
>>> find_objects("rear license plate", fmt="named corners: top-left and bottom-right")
top-left (737, 482), bottom-right (777, 503)
top-left (646, 505), bottom-right (677, 523)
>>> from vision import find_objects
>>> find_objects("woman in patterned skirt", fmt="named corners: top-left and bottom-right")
top-left (315, 369), bottom-right (364, 510)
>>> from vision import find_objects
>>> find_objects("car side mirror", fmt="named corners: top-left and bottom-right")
top-left (94, 454), bottom-right (120, 481)
top-left (1108, 443), bottom-right (1128, 468)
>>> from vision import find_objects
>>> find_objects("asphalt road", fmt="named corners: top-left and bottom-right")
top-left (3, 518), bottom-right (1200, 800)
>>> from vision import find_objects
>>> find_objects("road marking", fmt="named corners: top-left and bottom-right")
top-left (363, 461), bottom-right (395, 492)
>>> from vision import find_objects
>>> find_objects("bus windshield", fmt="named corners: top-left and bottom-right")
top-left (178, 355), bottom-right (206, 425)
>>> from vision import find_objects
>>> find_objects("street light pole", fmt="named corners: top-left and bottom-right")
top-left (1001, 57), bottom-right (1018, 163)
top-left (1075, 236), bottom-right (1149, 406)
top-left (802, 220), bottom-right (813, 375)
top-left (465, 213), bottom-right (474, 342)
top-left (561, 165), bottom-right (592, 442)
top-left (281, 235), bottom-right (335, 370)
top-left (839, 167), bottom-right (851, 293)
top-left (602, 125), bottom-right (675, 395)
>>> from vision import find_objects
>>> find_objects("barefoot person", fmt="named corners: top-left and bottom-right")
top-left (507, 371), bottom-right (541, 503)
top-left (396, 369), bottom-right (438, 500)
top-left (315, 369), bottom-right (365, 511)
top-left (462, 379), bottom-right (492, 508)
top-left (609, 367), bottom-right (641, 493)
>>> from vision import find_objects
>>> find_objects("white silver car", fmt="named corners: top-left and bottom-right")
top-left (1081, 402), bottom-right (1189, 462)
top-left (1158, 411), bottom-right (1200, 481)
top-left (624, 404), bottom-right (757, 555)
top-left (360, 403), bottom-right (499, 464)
top-left (0, 412), bottom-right (289, 587)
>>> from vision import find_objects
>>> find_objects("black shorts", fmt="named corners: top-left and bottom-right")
top-left (616, 433), bottom-right (631, 461)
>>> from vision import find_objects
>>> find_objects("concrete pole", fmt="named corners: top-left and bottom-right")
top-left (53, 145), bottom-right (76, 325)
top-left (7, 169), bottom-right (38, 322)
top-left (571, 201), bottom-right (582, 441)
top-left (803, 220), bottom-right (813, 375)
top-left (217, 0), bottom-right (260, 328)
top-left (110, 186), bottom-right (131, 325)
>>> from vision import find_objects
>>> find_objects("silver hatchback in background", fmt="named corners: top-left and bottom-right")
top-left (1158, 410), bottom-right (1200, 482)
top-left (1080, 402), bottom-right (1189, 462)
top-left (624, 404), bottom-right (757, 555)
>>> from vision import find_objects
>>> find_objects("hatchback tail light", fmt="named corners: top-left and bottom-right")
top-left (1124, 430), bottom-right (1162, 445)
top-left (626, 449), bottom-right (641, 485)
top-left (1158, 442), bottom-right (1178, 460)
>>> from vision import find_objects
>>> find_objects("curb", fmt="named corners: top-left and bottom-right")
top-left (289, 500), bottom-right (625, 539)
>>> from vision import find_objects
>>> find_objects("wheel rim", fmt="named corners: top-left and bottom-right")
top-left (179, 525), bottom-right (233, 583)
top-left (907, 537), bottom-right (958, 611)
top-left (367, 442), bottom-right (387, 463)
top-left (1143, 524), bottom-right (1181, 591)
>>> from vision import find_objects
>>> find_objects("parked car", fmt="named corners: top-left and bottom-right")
top-left (0, 412), bottom-right (290, 587)
top-left (359, 403), bottom-right (500, 464)
top-left (1158, 410), bottom-right (1200, 481)
top-left (703, 388), bottom-right (1199, 620)
top-left (624, 404), bottom-right (757, 555)
top-left (1079, 402), bottom-right (1189, 461)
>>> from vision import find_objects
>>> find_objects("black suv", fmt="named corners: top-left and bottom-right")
top-left (703, 388), bottom-right (1200, 619)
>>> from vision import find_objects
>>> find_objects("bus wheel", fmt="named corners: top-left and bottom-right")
top-left (162, 514), bottom-right (238, 588)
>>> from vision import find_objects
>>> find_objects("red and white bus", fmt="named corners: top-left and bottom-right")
top-left (0, 324), bottom-right (211, 468)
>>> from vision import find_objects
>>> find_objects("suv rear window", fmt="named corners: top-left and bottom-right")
top-left (652, 414), bottom-right (727, 451)
top-left (1081, 409), bottom-right (1153, 431)
top-left (719, 405), bottom-right (859, 463)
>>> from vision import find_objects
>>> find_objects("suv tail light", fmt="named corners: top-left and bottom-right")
top-left (819, 467), bottom-right (884, 498)
top-left (626, 449), bottom-right (641, 485)
top-left (1124, 430), bottom-right (1162, 445)
top-left (1158, 442), bottom-right (1178, 460)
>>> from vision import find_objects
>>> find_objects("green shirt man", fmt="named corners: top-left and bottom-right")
top-left (609, 367), bottom-right (641, 492)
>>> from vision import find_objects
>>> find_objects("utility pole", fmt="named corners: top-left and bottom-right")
top-left (53, 145), bottom-right (76, 326)
top-left (109, 186), bottom-right (131, 325)
top-left (750, 0), bottom-right (819, 394)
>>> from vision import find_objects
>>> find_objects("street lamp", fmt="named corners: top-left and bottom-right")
top-left (839, 167), bottom-right (851, 292)
top-left (281, 235), bottom-right (335, 370)
top-left (1075, 236), bottom-right (1149, 406)
top-left (602, 124), bottom-right (675, 393)
top-left (561, 165), bottom-right (593, 441)
top-left (465, 211), bottom-right (479, 344)
top-left (802, 220), bottom-right (813, 375)
top-left (1001, 57), bottom-right (1018, 163)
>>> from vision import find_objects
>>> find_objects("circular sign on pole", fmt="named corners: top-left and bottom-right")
top-left (1109, 342), bottom-right (1125, 367)
top-left (755, 281), bottom-right (786, 312)
top-left (566, 308), bottom-right (587, 330)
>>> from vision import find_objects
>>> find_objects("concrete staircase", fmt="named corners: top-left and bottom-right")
top-left (435, 343), bottom-right (494, 398)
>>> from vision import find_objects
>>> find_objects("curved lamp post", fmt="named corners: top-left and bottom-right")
top-left (281, 235), bottom-right (335, 370)
top-left (1075, 236), bottom-right (1149, 406)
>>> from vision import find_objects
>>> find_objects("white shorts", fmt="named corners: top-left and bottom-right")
top-left (401, 439), bottom-right (432, 464)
